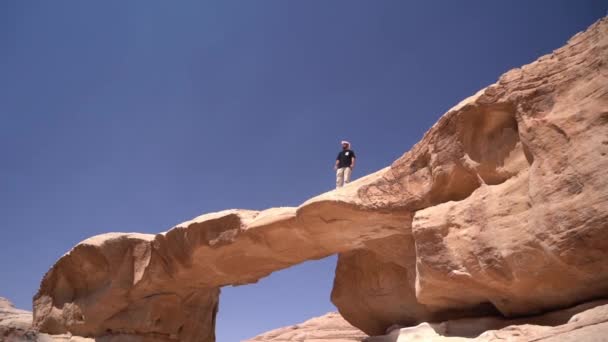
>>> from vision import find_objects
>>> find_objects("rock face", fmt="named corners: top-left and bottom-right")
top-left (331, 16), bottom-right (608, 335)
top-left (366, 299), bottom-right (608, 342)
top-left (246, 300), bottom-right (608, 342)
top-left (33, 207), bottom-right (409, 341)
top-left (1, 297), bottom-right (36, 341)
top-left (0, 297), bottom-right (94, 341)
top-left (8, 297), bottom-right (608, 342)
top-left (243, 312), bottom-right (367, 342)
top-left (33, 17), bottom-right (608, 342)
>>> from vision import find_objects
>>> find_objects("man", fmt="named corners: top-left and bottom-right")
top-left (334, 140), bottom-right (356, 188)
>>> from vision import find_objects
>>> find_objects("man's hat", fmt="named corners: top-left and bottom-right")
top-left (341, 140), bottom-right (350, 146)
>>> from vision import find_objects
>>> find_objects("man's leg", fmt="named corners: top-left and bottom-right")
top-left (344, 166), bottom-right (352, 185)
top-left (336, 167), bottom-right (345, 188)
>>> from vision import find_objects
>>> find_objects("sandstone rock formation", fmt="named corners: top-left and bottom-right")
top-left (32, 17), bottom-right (608, 342)
top-left (0, 297), bottom-right (94, 341)
top-left (32, 205), bottom-right (409, 341)
top-left (243, 312), bottom-right (367, 342)
top-left (1, 297), bottom-right (37, 341)
top-left (366, 299), bottom-right (608, 342)
top-left (7, 296), bottom-right (608, 341)
top-left (246, 300), bottom-right (608, 342)
top-left (331, 16), bottom-right (608, 335)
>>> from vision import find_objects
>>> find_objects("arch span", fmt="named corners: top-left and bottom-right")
top-left (33, 192), bottom-right (413, 341)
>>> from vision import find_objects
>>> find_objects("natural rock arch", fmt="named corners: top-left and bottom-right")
top-left (33, 17), bottom-right (608, 342)
top-left (33, 200), bottom-right (413, 341)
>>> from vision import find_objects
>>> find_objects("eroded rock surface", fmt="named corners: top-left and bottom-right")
top-left (332, 16), bottom-right (608, 335)
top-left (33, 206), bottom-right (409, 341)
top-left (0, 297), bottom-right (95, 341)
top-left (33, 17), bottom-right (608, 342)
top-left (1, 297), bottom-right (36, 341)
top-left (246, 300), bottom-right (608, 342)
top-left (367, 300), bottom-right (608, 342)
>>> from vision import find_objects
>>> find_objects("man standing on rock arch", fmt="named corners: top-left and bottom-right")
top-left (334, 140), bottom-right (356, 188)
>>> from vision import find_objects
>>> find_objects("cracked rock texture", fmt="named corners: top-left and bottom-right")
top-left (31, 17), bottom-right (608, 342)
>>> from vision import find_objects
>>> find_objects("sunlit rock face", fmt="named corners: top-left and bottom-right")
top-left (365, 300), bottom-right (608, 342)
top-left (0, 297), bottom-right (36, 341)
top-left (245, 300), bottom-right (608, 342)
top-left (33, 205), bottom-right (410, 341)
top-left (332, 16), bottom-right (608, 335)
top-left (33, 17), bottom-right (608, 342)
top-left (243, 312), bottom-right (367, 342)
top-left (1, 297), bottom-right (95, 341)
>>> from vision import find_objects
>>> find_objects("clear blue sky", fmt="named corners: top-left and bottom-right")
top-left (0, 1), bottom-right (605, 341)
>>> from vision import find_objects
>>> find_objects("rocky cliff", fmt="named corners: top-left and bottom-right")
top-left (30, 17), bottom-right (608, 342)
top-left (331, 16), bottom-right (608, 335)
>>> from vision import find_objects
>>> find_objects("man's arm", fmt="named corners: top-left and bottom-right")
top-left (334, 159), bottom-right (340, 170)
top-left (350, 157), bottom-right (356, 169)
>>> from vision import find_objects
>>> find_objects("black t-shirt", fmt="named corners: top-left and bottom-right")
top-left (336, 149), bottom-right (356, 168)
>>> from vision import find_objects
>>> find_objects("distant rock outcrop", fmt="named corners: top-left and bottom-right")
top-left (32, 17), bottom-right (608, 342)
top-left (0, 297), bottom-right (94, 341)
top-left (0, 297), bottom-right (36, 341)
top-left (243, 312), bottom-right (367, 342)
